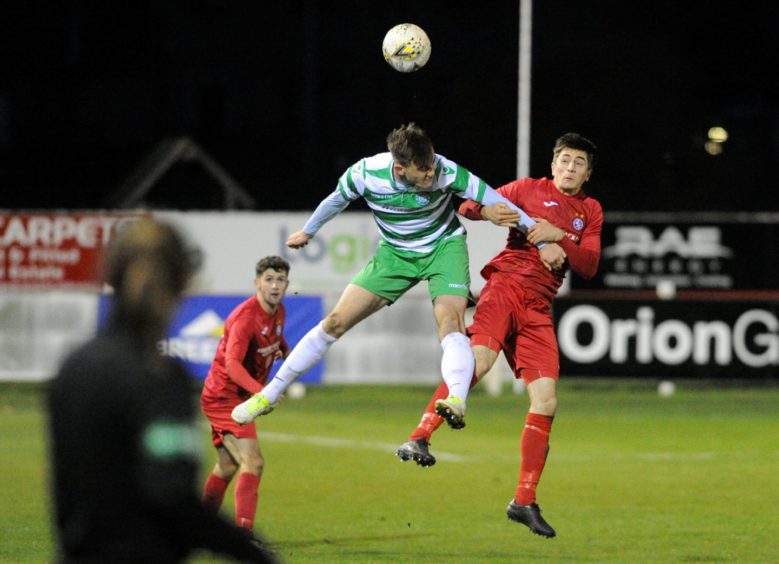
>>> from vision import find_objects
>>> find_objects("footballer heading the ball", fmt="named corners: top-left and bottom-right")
top-left (382, 23), bottom-right (431, 73)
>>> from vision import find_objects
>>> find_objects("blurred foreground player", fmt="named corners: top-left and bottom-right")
top-left (47, 217), bottom-right (274, 562)
top-left (397, 133), bottom-right (603, 538)
top-left (201, 256), bottom-right (291, 532)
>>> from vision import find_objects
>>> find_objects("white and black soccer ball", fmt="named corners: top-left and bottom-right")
top-left (382, 23), bottom-right (431, 73)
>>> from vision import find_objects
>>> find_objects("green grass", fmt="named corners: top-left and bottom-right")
top-left (2, 381), bottom-right (779, 563)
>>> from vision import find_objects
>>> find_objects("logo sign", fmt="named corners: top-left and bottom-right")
top-left (278, 224), bottom-right (381, 276)
top-left (554, 297), bottom-right (779, 378)
top-left (98, 294), bottom-right (325, 383)
top-left (575, 215), bottom-right (779, 292)
top-left (601, 225), bottom-right (734, 289)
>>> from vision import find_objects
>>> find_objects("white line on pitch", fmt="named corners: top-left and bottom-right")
top-left (258, 431), bottom-right (779, 464)
top-left (261, 431), bottom-right (469, 462)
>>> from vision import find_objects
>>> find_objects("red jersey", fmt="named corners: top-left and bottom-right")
top-left (201, 297), bottom-right (289, 402)
top-left (460, 177), bottom-right (603, 303)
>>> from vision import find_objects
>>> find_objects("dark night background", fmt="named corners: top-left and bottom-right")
top-left (1, 1), bottom-right (777, 213)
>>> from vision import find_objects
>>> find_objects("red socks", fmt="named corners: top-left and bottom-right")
top-left (409, 382), bottom-right (449, 440)
top-left (203, 471), bottom-right (262, 530)
top-left (202, 473), bottom-right (230, 513)
top-left (234, 472), bottom-right (260, 529)
top-left (409, 376), bottom-right (479, 442)
top-left (514, 412), bottom-right (554, 505)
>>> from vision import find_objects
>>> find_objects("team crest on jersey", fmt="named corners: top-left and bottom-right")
top-left (572, 213), bottom-right (585, 232)
top-left (415, 194), bottom-right (430, 206)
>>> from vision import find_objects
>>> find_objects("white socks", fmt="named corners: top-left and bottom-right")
top-left (440, 331), bottom-right (474, 405)
top-left (261, 321), bottom-right (337, 404)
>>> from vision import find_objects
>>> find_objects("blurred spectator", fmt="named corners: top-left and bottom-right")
top-left (47, 217), bottom-right (274, 563)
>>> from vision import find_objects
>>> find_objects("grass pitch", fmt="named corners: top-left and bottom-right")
top-left (1, 380), bottom-right (778, 563)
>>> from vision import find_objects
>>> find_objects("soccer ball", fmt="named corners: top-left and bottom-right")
top-left (382, 23), bottom-right (431, 73)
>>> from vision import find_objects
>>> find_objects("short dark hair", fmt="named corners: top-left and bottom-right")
top-left (255, 255), bottom-right (290, 276)
top-left (553, 133), bottom-right (597, 170)
top-left (386, 122), bottom-right (435, 168)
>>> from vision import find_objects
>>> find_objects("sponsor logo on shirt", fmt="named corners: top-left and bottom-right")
top-left (572, 213), bottom-right (585, 232)
top-left (447, 283), bottom-right (467, 289)
top-left (543, 201), bottom-right (559, 207)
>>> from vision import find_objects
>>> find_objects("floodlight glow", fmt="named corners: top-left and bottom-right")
top-left (704, 140), bottom-right (723, 155)
top-left (707, 126), bottom-right (728, 143)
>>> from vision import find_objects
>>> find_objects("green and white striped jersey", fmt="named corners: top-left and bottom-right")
top-left (304, 152), bottom-right (492, 254)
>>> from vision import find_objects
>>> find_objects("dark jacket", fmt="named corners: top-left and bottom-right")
top-left (48, 327), bottom-right (272, 563)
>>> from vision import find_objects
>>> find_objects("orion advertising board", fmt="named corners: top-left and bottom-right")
top-left (554, 297), bottom-right (779, 379)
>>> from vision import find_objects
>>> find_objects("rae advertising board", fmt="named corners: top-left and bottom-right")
top-left (574, 212), bottom-right (779, 291)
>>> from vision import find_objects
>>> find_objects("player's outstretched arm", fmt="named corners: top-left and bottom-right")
top-left (459, 191), bottom-right (547, 249)
top-left (297, 189), bottom-right (352, 241)
top-left (478, 188), bottom-right (538, 236)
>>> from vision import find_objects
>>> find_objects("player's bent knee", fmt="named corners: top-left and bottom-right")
top-left (241, 454), bottom-right (264, 475)
top-left (531, 396), bottom-right (558, 416)
top-left (323, 313), bottom-right (348, 338)
top-left (216, 459), bottom-right (239, 478)
top-left (472, 345), bottom-right (499, 380)
top-left (474, 357), bottom-right (494, 380)
top-left (218, 452), bottom-right (239, 472)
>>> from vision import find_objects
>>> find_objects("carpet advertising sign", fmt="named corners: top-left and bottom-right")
top-left (554, 296), bottom-right (779, 379)
top-left (0, 212), bottom-right (136, 288)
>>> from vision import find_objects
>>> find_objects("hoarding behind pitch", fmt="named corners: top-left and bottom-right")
top-left (575, 212), bottom-right (779, 291)
top-left (0, 212), bottom-right (136, 288)
top-left (98, 294), bottom-right (325, 383)
top-left (554, 294), bottom-right (779, 379)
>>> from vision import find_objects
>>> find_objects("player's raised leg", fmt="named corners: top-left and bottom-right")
top-left (396, 374), bottom-right (475, 466)
top-left (431, 295), bottom-right (473, 429)
top-left (397, 342), bottom-right (497, 465)
top-left (232, 284), bottom-right (388, 424)
top-left (396, 381), bottom-right (448, 466)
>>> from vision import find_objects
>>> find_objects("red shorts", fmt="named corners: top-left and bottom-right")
top-left (469, 271), bottom-right (559, 383)
top-left (200, 393), bottom-right (257, 447)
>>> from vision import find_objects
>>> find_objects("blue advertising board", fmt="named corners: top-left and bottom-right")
top-left (98, 294), bottom-right (324, 383)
